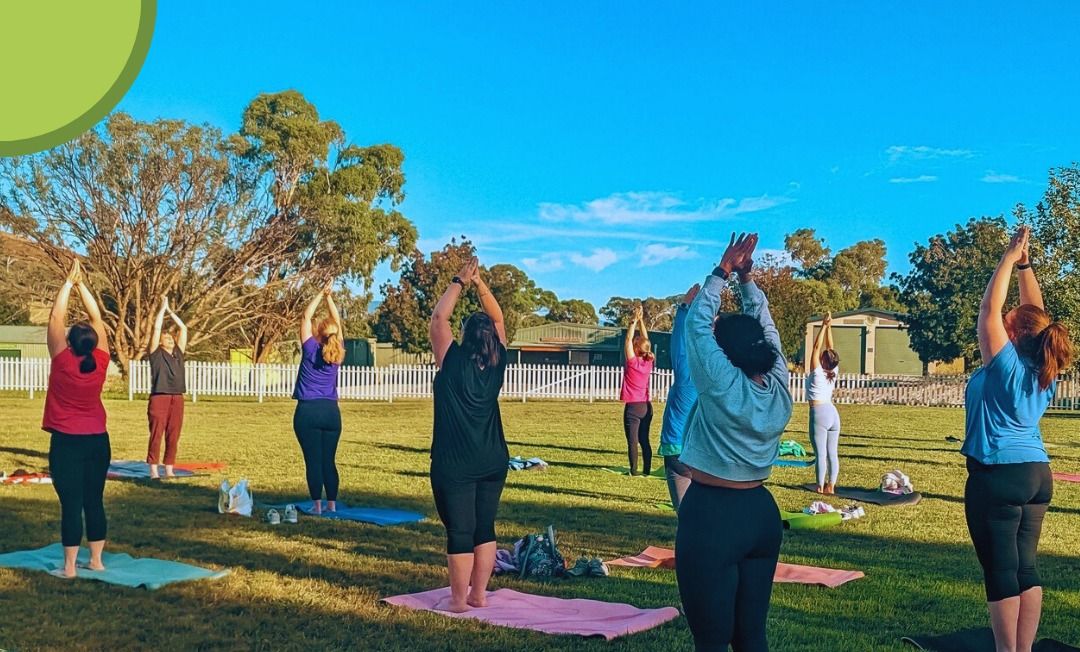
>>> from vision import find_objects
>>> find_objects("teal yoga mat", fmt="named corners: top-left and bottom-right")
top-left (0, 544), bottom-right (230, 589)
top-left (775, 458), bottom-right (815, 468)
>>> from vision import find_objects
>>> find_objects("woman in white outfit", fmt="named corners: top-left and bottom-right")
top-left (808, 312), bottom-right (841, 494)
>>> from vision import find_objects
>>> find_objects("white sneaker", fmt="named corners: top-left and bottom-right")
top-left (283, 504), bottom-right (298, 524)
top-left (266, 509), bottom-right (281, 525)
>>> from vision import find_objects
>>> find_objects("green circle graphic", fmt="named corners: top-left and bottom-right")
top-left (0, 0), bottom-right (156, 156)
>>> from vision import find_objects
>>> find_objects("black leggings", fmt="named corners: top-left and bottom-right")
top-left (293, 400), bottom-right (342, 501)
top-left (964, 458), bottom-right (1052, 602)
top-left (431, 466), bottom-right (507, 555)
top-left (623, 402), bottom-right (653, 476)
top-left (49, 432), bottom-right (110, 547)
top-left (676, 482), bottom-right (782, 652)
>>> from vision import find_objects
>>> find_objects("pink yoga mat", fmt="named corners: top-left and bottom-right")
top-left (1053, 472), bottom-right (1080, 483)
top-left (608, 547), bottom-right (864, 588)
top-left (382, 587), bottom-right (680, 640)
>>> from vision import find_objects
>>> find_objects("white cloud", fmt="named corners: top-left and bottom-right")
top-left (521, 253), bottom-right (564, 273)
top-left (539, 191), bottom-right (792, 226)
top-left (886, 145), bottom-right (973, 162)
top-left (639, 243), bottom-right (698, 267)
top-left (889, 175), bottom-right (938, 184)
top-left (569, 248), bottom-right (618, 272)
top-left (981, 171), bottom-right (1023, 184)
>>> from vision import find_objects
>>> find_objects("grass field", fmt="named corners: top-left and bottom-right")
top-left (1, 397), bottom-right (1078, 651)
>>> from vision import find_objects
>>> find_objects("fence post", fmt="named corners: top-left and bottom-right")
top-left (257, 364), bottom-right (265, 403)
top-left (388, 365), bottom-right (394, 404)
top-left (28, 360), bottom-right (34, 400)
top-left (588, 366), bottom-right (594, 404)
top-left (128, 361), bottom-right (133, 401)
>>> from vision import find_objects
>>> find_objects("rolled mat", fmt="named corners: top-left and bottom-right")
top-left (606, 547), bottom-right (863, 587)
top-left (781, 510), bottom-right (843, 530)
top-left (902, 627), bottom-right (1079, 651)
top-left (382, 587), bottom-right (680, 640)
top-left (1053, 472), bottom-right (1080, 483)
top-left (265, 501), bottom-right (425, 526)
top-left (798, 482), bottom-right (922, 506)
top-left (0, 543), bottom-right (230, 589)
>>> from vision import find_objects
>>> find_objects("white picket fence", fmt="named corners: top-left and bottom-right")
top-left (1, 358), bottom-right (1078, 409)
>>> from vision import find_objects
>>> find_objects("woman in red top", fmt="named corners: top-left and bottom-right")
top-left (621, 304), bottom-right (655, 476)
top-left (43, 260), bottom-right (112, 578)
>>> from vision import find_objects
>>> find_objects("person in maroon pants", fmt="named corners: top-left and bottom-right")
top-left (146, 296), bottom-right (188, 479)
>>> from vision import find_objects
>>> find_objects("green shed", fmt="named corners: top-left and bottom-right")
top-left (0, 325), bottom-right (50, 360)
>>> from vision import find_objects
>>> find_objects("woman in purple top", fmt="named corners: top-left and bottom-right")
top-left (621, 303), bottom-right (655, 476)
top-left (293, 282), bottom-right (346, 514)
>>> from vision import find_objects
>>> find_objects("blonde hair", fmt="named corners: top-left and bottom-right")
top-left (317, 318), bottom-right (345, 365)
top-left (633, 335), bottom-right (655, 362)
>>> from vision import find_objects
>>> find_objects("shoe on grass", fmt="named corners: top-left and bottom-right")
top-left (283, 504), bottom-right (298, 524)
top-left (266, 509), bottom-right (281, 525)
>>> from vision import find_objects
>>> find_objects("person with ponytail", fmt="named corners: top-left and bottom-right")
top-left (963, 226), bottom-right (1073, 652)
top-left (43, 259), bottom-right (112, 578)
top-left (675, 233), bottom-right (793, 651)
top-left (146, 296), bottom-right (189, 479)
top-left (293, 281), bottom-right (346, 514)
top-left (428, 257), bottom-right (510, 613)
top-left (807, 311), bottom-right (841, 494)
top-left (621, 303), bottom-right (656, 476)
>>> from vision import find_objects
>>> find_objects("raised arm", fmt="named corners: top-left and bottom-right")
top-left (624, 305), bottom-right (641, 360)
top-left (979, 227), bottom-right (1027, 363)
top-left (150, 297), bottom-right (167, 353)
top-left (48, 260), bottom-right (80, 358)
top-left (324, 289), bottom-right (343, 333)
top-left (430, 258), bottom-right (476, 367)
top-left (301, 288), bottom-right (325, 343)
top-left (824, 315), bottom-right (835, 352)
top-left (472, 265), bottom-right (507, 346)
top-left (1015, 237), bottom-right (1044, 310)
top-left (75, 276), bottom-right (108, 352)
top-left (809, 313), bottom-right (830, 371)
top-left (671, 284), bottom-right (699, 375)
top-left (637, 306), bottom-right (650, 341)
top-left (167, 302), bottom-right (189, 352)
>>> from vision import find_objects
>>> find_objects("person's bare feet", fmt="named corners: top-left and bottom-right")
top-left (326, 500), bottom-right (336, 513)
top-left (310, 500), bottom-right (322, 515)
top-left (85, 560), bottom-right (106, 572)
top-left (49, 567), bottom-right (77, 579)
top-left (816, 485), bottom-right (826, 494)
top-left (466, 591), bottom-right (488, 608)
top-left (433, 595), bottom-right (470, 613)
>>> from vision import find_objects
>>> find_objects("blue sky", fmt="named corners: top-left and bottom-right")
top-left (118, 2), bottom-right (1080, 308)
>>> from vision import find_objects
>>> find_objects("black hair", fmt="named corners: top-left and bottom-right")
top-left (461, 312), bottom-right (501, 369)
top-left (68, 322), bottom-right (99, 374)
top-left (712, 313), bottom-right (778, 378)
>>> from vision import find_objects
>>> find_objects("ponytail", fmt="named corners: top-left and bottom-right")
top-left (321, 333), bottom-right (346, 365)
top-left (79, 353), bottom-right (97, 374)
top-left (820, 349), bottom-right (840, 382)
top-left (1036, 322), bottom-right (1073, 391)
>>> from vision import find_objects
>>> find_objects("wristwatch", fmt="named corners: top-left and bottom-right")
top-left (712, 266), bottom-right (730, 280)
top-left (1016, 263), bottom-right (1032, 271)
top-left (451, 276), bottom-right (466, 288)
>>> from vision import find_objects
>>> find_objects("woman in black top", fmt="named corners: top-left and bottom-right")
top-left (146, 296), bottom-right (188, 479)
top-left (428, 257), bottom-right (510, 613)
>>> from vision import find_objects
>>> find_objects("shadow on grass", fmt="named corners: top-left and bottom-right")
top-left (505, 440), bottom-right (617, 456)
top-left (0, 445), bottom-right (49, 462)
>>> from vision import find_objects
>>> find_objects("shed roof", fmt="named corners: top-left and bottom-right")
top-left (0, 325), bottom-right (48, 343)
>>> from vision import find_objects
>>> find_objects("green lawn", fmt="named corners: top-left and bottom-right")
top-left (1, 397), bottom-right (1078, 651)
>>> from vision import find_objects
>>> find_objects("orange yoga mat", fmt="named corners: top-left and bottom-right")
top-left (607, 547), bottom-right (864, 588)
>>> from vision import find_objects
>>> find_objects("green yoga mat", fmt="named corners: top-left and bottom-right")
top-left (601, 466), bottom-right (665, 479)
top-left (0, 544), bottom-right (230, 589)
top-left (781, 510), bottom-right (843, 530)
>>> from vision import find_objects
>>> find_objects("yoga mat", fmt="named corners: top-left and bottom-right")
top-left (798, 483), bottom-right (922, 506)
top-left (654, 502), bottom-right (676, 512)
top-left (267, 501), bottom-right (425, 526)
top-left (107, 460), bottom-right (227, 480)
top-left (607, 547), bottom-right (863, 587)
top-left (601, 466), bottom-right (665, 479)
top-left (1053, 472), bottom-right (1080, 483)
top-left (775, 457), bottom-right (815, 468)
top-left (781, 510), bottom-right (843, 530)
top-left (902, 628), bottom-right (1079, 651)
top-left (383, 587), bottom-right (680, 640)
top-left (1, 471), bottom-right (52, 485)
top-left (0, 543), bottom-right (230, 589)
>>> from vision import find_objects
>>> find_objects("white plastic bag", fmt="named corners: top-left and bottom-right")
top-left (218, 478), bottom-right (253, 516)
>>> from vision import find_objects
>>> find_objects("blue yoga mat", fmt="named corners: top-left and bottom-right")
top-left (775, 458), bottom-right (815, 468)
top-left (107, 461), bottom-right (195, 479)
top-left (267, 501), bottom-right (425, 526)
top-left (0, 544), bottom-right (230, 589)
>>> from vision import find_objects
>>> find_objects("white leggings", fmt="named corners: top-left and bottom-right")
top-left (810, 403), bottom-right (841, 487)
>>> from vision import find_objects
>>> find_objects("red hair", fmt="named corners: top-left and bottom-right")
top-left (1008, 305), bottom-right (1073, 390)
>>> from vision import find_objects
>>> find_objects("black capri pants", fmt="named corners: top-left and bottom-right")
top-left (293, 399), bottom-right (342, 502)
top-left (623, 401), bottom-right (654, 476)
top-left (49, 431), bottom-right (111, 547)
top-left (431, 465), bottom-right (507, 555)
top-left (676, 482), bottom-right (782, 652)
top-left (964, 457), bottom-right (1053, 602)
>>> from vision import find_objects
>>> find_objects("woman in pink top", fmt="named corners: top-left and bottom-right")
top-left (620, 304), bottom-right (655, 476)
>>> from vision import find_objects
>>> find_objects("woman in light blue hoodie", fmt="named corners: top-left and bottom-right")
top-left (675, 233), bottom-right (793, 652)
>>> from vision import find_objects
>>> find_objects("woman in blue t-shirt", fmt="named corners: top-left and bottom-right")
top-left (964, 226), bottom-right (1073, 651)
top-left (293, 282), bottom-right (346, 514)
